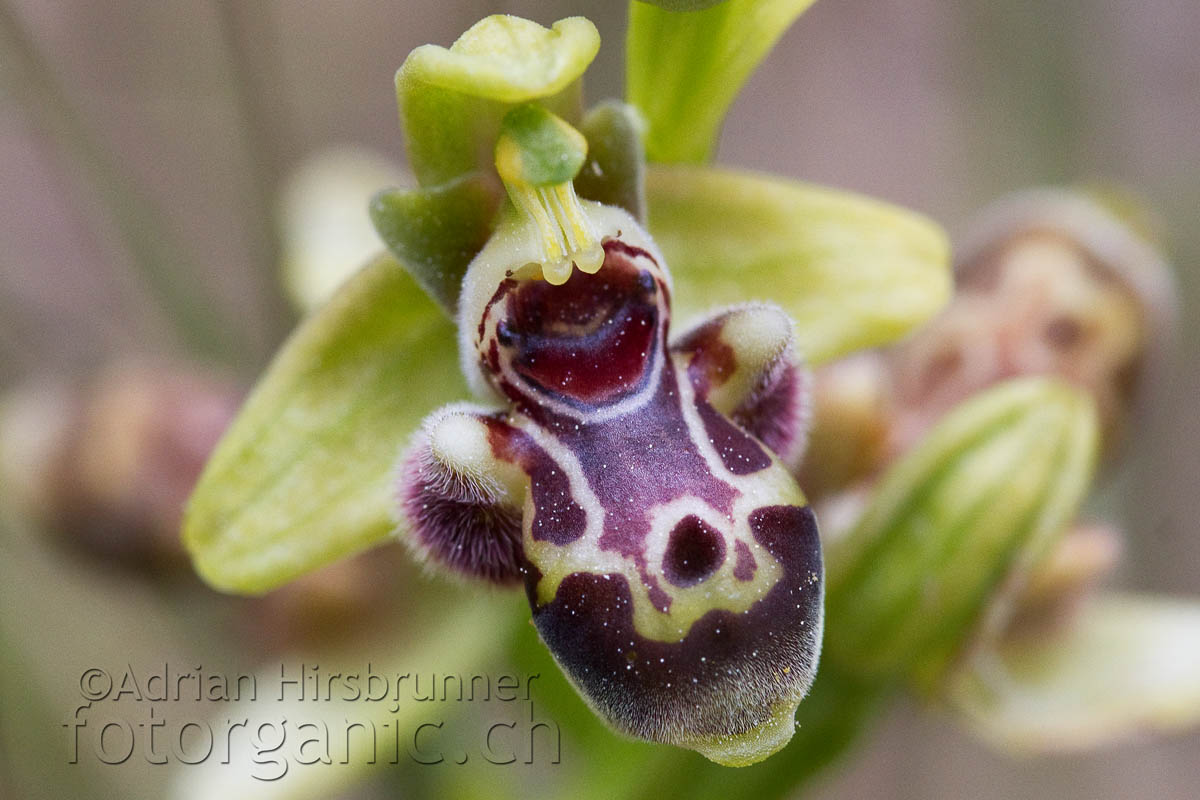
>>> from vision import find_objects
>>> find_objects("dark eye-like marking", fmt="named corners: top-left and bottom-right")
top-left (495, 320), bottom-right (516, 347)
top-left (637, 268), bottom-right (658, 297)
top-left (663, 515), bottom-right (725, 587)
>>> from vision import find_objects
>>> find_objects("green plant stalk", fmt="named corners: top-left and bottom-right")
top-left (213, 0), bottom-right (296, 346)
top-left (0, 2), bottom-right (244, 363)
top-left (627, 0), bottom-right (819, 164)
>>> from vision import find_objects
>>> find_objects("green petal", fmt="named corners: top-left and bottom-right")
top-left (948, 593), bottom-right (1200, 753)
top-left (646, 165), bottom-right (951, 364)
top-left (398, 15), bottom-right (600, 187)
top-left (370, 172), bottom-right (497, 315)
top-left (627, 0), bottom-right (818, 164)
top-left (575, 100), bottom-right (647, 221)
top-left (183, 254), bottom-right (467, 594)
top-left (824, 378), bottom-right (1099, 685)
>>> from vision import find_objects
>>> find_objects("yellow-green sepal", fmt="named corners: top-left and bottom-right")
top-left (182, 254), bottom-right (466, 594)
top-left (646, 165), bottom-right (951, 364)
top-left (823, 378), bottom-right (1099, 685)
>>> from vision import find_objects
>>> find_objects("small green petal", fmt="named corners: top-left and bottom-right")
top-left (948, 593), bottom-right (1200, 753)
top-left (824, 378), bottom-right (1099, 685)
top-left (646, 165), bottom-right (951, 364)
top-left (398, 15), bottom-right (600, 187)
top-left (627, 0), bottom-right (818, 163)
top-left (183, 254), bottom-right (466, 594)
top-left (575, 100), bottom-right (647, 221)
top-left (370, 172), bottom-right (497, 314)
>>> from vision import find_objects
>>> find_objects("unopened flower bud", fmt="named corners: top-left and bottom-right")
top-left (892, 188), bottom-right (1175, 458)
top-left (798, 352), bottom-right (894, 500)
top-left (1000, 521), bottom-right (1122, 638)
top-left (823, 377), bottom-right (1098, 690)
top-left (0, 363), bottom-right (238, 567)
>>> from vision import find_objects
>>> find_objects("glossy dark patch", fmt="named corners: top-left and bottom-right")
top-left (663, 516), bottom-right (726, 587)
top-left (500, 245), bottom-right (660, 406)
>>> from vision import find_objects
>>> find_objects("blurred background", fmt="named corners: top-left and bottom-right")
top-left (1, 1), bottom-right (1197, 798)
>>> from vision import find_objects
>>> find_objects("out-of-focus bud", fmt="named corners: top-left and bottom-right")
top-left (822, 377), bottom-right (1099, 690)
top-left (946, 592), bottom-right (1200, 754)
top-left (797, 352), bottom-right (895, 500)
top-left (278, 146), bottom-right (408, 313)
top-left (0, 363), bottom-right (239, 567)
top-left (891, 188), bottom-right (1175, 458)
top-left (243, 545), bottom-right (410, 651)
top-left (1000, 521), bottom-right (1122, 638)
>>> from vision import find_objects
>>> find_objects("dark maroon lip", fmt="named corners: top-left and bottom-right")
top-left (499, 254), bottom-right (665, 408)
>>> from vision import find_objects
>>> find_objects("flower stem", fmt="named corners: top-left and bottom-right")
top-left (0, 2), bottom-right (243, 363)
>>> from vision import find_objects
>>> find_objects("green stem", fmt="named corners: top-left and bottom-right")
top-left (213, 0), bottom-right (295, 345)
top-left (0, 2), bottom-right (243, 363)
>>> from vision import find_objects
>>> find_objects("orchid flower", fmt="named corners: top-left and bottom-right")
top-left (182, 4), bottom-right (953, 766)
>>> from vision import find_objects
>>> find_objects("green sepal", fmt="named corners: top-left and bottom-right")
top-left (646, 165), bottom-right (951, 364)
top-left (824, 378), bottom-right (1099, 686)
top-left (627, 0), bottom-right (818, 164)
top-left (183, 254), bottom-right (466, 594)
top-left (369, 172), bottom-right (497, 314)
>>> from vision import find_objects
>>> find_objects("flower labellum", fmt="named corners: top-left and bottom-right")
top-left (396, 104), bottom-right (824, 765)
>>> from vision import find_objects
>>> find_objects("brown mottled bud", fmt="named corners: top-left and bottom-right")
top-left (892, 188), bottom-right (1175, 458)
top-left (995, 521), bottom-right (1123, 640)
top-left (798, 352), bottom-right (894, 499)
top-left (0, 362), bottom-right (239, 567)
top-left (244, 545), bottom-right (411, 651)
